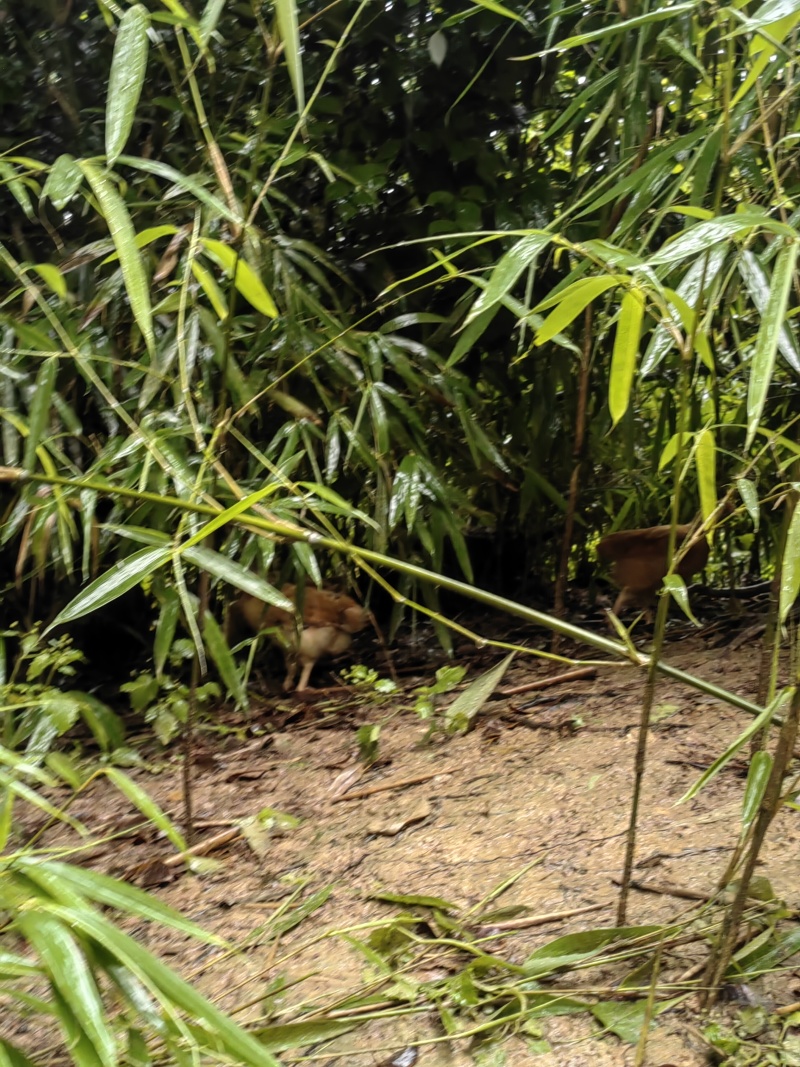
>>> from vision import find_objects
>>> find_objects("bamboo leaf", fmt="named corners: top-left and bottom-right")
top-left (779, 502), bottom-right (800, 623)
top-left (738, 250), bottom-right (800, 374)
top-left (472, 0), bottom-right (527, 23)
top-left (106, 5), bottom-right (150, 165)
top-left (591, 1001), bottom-right (648, 1044)
top-left (642, 247), bottom-right (727, 375)
top-left (154, 588), bottom-right (181, 677)
top-left (203, 610), bottom-right (247, 708)
top-left (274, 0), bottom-right (305, 115)
top-left (739, 0), bottom-right (800, 29)
top-left (681, 690), bottom-right (790, 801)
top-left (737, 478), bottom-right (760, 530)
top-left (79, 161), bottom-right (155, 355)
top-left (534, 3), bottom-right (696, 51)
top-left (0, 162), bottom-right (34, 220)
top-left (199, 0), bottom-right (226, 44)
top-left (104, 767), bottom-right (188, 853)
top-left (182, 546), bottom-right (292, 609)
top-left (29, 263), bottom-right (67, 299)
top-left (191, 258), bottom-right (228, 319)
top-left (663, 574), bottom-right (701, 625)
top-left (467, 233), bottom-right (550, 322)
top-left (534, 277), bottom-right (620, 346)
top-left (114, 156), bottom-right (241, 232)
top-left (695, 427), bottom-right (717, 523)
top-left (445, 653), bottom-right (515, 735)
top-left (48, 905), bottom-right (281, 1067)
top-left (17, 913), bottom-right (116, 1067)
top-left (22, 355), bottom-right (57, 471)
top-left (742, 751), bottom-right (772, 831)
top-left (646, 213), bottom-right (790, 268)
top-left (44, 546), bottom-right (170, 632)
top-left (200, 239), bottom-right (278, 317)
top-left (747, 239), bottom-right (799, 446)
top-left (609, 288), bottom-right (645, 426)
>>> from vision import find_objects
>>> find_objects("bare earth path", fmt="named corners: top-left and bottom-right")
top-left (18, 628), bottom-right (800, 1066)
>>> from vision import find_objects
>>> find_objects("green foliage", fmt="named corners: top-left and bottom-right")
top-left (121, 655), bottom-right (221, 746)
top-left (413, 666), bottom-right (467, 721)
top-left (0, 750), bottom-right (282, 1067)
top-left (1, 0), bottom-right (799, 718)
top-left (0, 626), bottom-right (123, 759)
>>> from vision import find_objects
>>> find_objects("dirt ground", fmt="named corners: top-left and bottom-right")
top-left (13, 610), bottom-right (800, 1067)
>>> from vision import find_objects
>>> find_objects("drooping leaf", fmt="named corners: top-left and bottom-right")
top-left (203, 610), bottom-right (247, 709)
top-left (695, 427), bottom-right (717, 524)
top-left (274, 0), bottom-right (304, 116)
top-left (747, 239), bottom-right (799, 446)
top-left (779, 501), bottom-right (800, 624)
top-left (200, 238), bottom-right (278, 317)
top-left (738, 250), bottom-right (800, 374)
top-left (609, 287), bottom-right (645, 426)
top-left (534, 276), bottom-right (620, 346)
top-left (106, 5), bottom-right (150, 165)
top-left (78, 161), bottom-right (155, 355)
top-left (22, 356), bottom-right (57, 471)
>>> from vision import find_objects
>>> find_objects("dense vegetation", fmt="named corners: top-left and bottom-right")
top-left (2, 0), bottom-right (800, 1062)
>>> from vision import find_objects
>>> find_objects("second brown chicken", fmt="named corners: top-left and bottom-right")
top-left (597, 523), bottom-right (709, 617)
top-left (231, 583), bottom-right (370, 691)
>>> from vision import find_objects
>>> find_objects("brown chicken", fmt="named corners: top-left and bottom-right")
top-left (597, 523), bottom-right (709, 617)
top-left (230, 583), bottom-right (370, 691)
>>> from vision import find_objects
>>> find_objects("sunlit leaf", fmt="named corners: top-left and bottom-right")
top-left (646, 213), bottom-right (789, 268)
top-left (609, 287), bottom-right (645, 426)
top-left (695, 427), bottom-right (717, 524)
top-left (534, 277), bottom-right (620, 346)
top-left (199, 239), bottom-right (278, 317)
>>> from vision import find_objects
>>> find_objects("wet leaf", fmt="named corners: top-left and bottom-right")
top-left (106, 5), bottom-right (150, 164)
